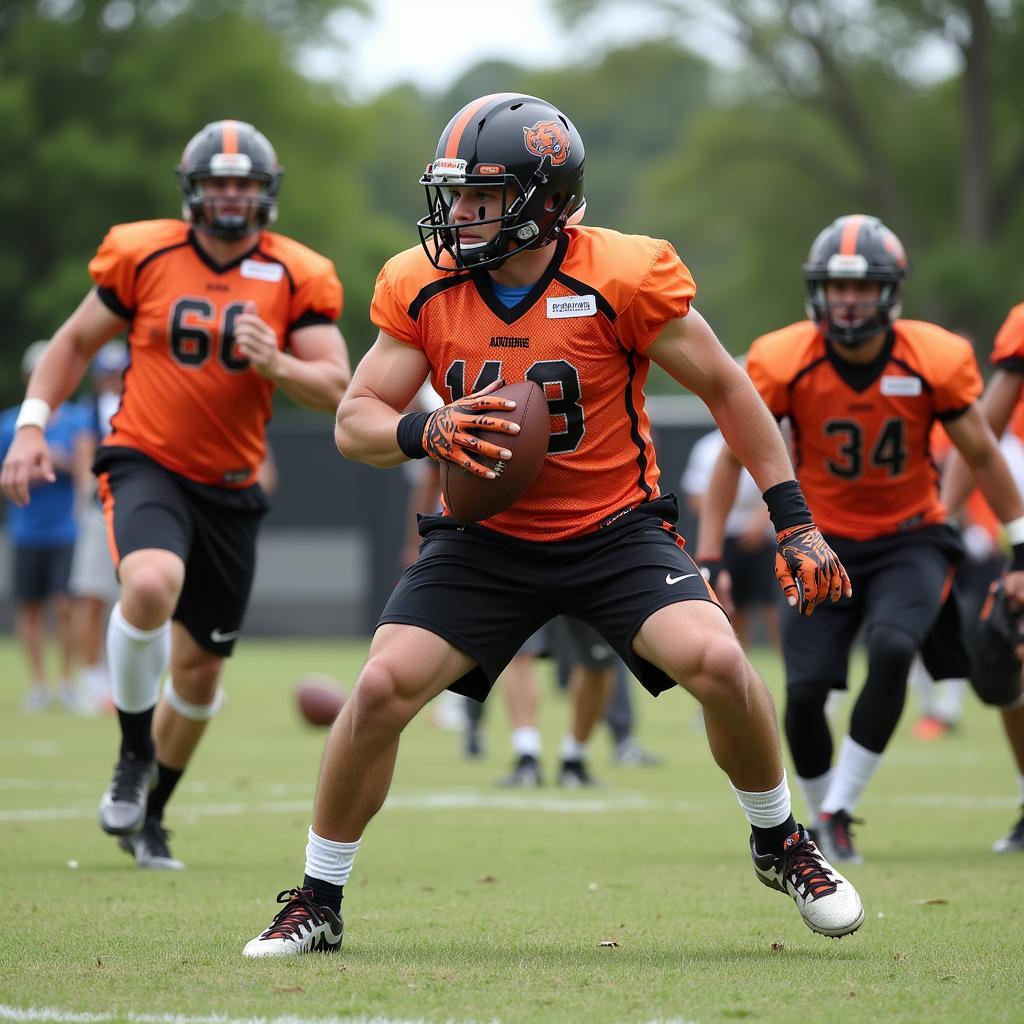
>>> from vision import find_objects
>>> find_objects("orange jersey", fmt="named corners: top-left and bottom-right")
top-left (748, 320), bottom-right (982, 540)
top-left (371, 225), bottom-right (695, 541)
top-left (991, 303), bottom-right (1024, 440)
top-left (89, 219), bottom-right (342, 487)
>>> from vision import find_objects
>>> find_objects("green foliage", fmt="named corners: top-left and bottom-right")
top-left (5, 1), bottom-right (1024, 403)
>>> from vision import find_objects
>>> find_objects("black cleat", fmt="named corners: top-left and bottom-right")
top-left (98, 758), bottom-right (156, 835)
top-left (118, 816), bottom-right (185, 870)
top-left (817, 809), bottom-right (864, 864)
top-left (497, 754), bottom-right (543, 787)
top-left (993, 806), bottom-right (1024, 853)
top-left (557, 758), bottom-right (602, 788)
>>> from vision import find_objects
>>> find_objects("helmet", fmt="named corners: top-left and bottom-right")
top-left (417, 93), bottom-right (586, 272)
top-left (803, 214), bottom-right (908, 346)
top-left (176, 120), bottom-right (282, 241)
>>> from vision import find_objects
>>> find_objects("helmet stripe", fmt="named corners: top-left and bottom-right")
top-left (839, 214), bottom-right (865, 256)
top-left (443, 93), bottom-right (520, 159)
top-left (221, 120), bottom-right (239, 155)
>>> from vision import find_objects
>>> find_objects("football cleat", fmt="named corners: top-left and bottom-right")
top-left (993, 807), bottom-right (1024, 853)
top-left (613, 737), bottom-right (664, 766)
top-left (817, 809), bottom-right (864, 864)
top-left (557, 758), bottom-right (602, 788)
top-left (98, 758), bottom-right (156, 835)
top-left (497, 754), bottom-right (543, 787)
top-left (118, 817), bottom-right (184, 870)
top-left (751, 828), bottom-right (865, 938)
top-left (243, 888), bottom-right (343, 958)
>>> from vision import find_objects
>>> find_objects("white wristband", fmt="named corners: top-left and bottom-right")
top-left (1004, 516), bottom-right (1024, 546)
top-left (14, 398), bottom-right (51, 431)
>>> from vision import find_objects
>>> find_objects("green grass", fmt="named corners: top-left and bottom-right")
top-left (1, 638), bottom-right (1022, 1024)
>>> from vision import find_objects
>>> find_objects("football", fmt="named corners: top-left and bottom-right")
top-left (294, 674), bottom-right (348, 727)
top-left (442, 380), bottom-right (550, 522)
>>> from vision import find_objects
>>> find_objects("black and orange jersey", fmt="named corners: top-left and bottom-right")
top-left (371, 225), bottom-right (696, 541)
top-left (992, 302), bottom-right (1024, 373)
top-left (747, 319), bottom-right (982, 540)
top-left (89, 219), bottom-right (342, 487)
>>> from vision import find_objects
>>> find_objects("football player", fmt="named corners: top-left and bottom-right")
top-left (243, 93), bottom-right (864, 958)
top-left (0, 120), bottom-right (350, 869)
top-left (697, 215), bottom-right (1024, 864)
top-left (941, 304), bottom-right (1024, 852)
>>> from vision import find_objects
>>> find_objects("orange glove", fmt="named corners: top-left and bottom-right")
top-left (775, 523), bottom-right (851, 617)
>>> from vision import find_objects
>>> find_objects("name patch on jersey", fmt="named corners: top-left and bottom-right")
top-left (880, 375), bottom-right (922, 397)
top-left (547, 295), bottom-right (597, 319)
top-left (240, 259), bottom-right (284, 282)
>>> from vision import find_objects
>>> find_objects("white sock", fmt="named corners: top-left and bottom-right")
top-left (511, 727), bottom-right (541, 758)
top-left (908, 656), bottom-right (935, 716)
top-left (107, 601), bottom-right (170, 713)
top-left (933, 678), bottom-right (966, 724)
top-left (1017, 773), bottom-right (1024, 805)
top-left (561, 734), bottom-right (587, 761)
top-left (305, 827), bottom-right (361, 886)
top-left (731, 771), bottom-right (792, 829)
top-left (820, 735), bottom-right (881, 815)
top-left (795, 770), bottom-right (834, 824)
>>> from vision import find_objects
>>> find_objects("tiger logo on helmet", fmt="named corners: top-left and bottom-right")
top-left (523, 121), bottom-right (571, 167)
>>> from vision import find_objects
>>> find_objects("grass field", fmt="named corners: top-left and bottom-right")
top-left (1, 636), bottom-right (1022, 1024)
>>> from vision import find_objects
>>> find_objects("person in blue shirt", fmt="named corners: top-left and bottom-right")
top-left (1, 342), bottom-right (94, 711)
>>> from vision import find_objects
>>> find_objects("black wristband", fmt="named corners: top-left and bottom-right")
top-left (1012, 542), bottom-right (1024, 572)
top-left (396, 411), bottom-right (430, 460)
top-left (763, 479), bottom-right (813, 533)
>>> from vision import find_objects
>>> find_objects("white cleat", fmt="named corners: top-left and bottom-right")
top-left (243, 888), bottom-right (344, 958)
top-left (993, 808), bottom-right (1024, 853)
top-left (751, 828), bottom-right (865, 938)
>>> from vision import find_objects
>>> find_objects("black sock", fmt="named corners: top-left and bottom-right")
top-left (751, 814), bottom-right (800, 856)
top-left (145, 762), bottom-right (184, 823)
top-left (303, 874), bottom-right (344, 915)
top-left (117, 707), bottom-right (155, 762)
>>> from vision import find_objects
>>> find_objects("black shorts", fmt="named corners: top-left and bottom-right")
top-left (723, 535), bottom-right (777, 608)
top-left (782, 523), bottom-right (964, 693)
top-left (95, 448), bottom-right (268, 657)
top-left (13, 544), bottom-right (73, 603)
top-left (379, 493), bottom-right (720, 701)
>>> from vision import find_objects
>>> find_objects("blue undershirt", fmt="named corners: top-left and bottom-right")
top-left (490, 279), bottom-right (533, 308)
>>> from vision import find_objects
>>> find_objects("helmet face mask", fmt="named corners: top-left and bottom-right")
top-left (177, 121), bottom-right (282, 242)
top-left (803, 214), bottom-right (908, 346)
top-left (417, 95), bottom-right (586, 272)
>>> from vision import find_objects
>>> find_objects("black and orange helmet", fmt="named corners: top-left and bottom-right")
top-left (803, 214), bottom-right (908, 346)
top-left (177, 120), bottom-right (282, 241)
top-left (417, 94), bottom-right (586, 272)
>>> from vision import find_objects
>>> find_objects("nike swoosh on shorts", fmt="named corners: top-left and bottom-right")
top-left (665, 573), bottom-right (699, 585)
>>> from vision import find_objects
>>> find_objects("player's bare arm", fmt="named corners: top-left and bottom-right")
top-left (336, 332), bottom-right (519, 478)
top-left (233, 303), bottom-right (349, 412)
top-left (693, 439), bottom-right (744, 613)
top-left (942, 369), bottom-right (1024, 515)
top-left (943, 400), bottom-right (1024, 603)
top-left (0, 289), bottom-right (125, 507)
top-left (646, 311), bottom-right (795, 493)
top-left (648, 311), bottom-right (851, 614)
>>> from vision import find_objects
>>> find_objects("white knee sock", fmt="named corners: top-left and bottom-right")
top-left (305, 828), bottom-right (361, 886)
top-left (820, 736), bottom-right (881, 815)
top-left (107, 601), bottom-right (170, 713)
top-left (795, 769), bottom-right (834, 824)
top-left (731, 771), bottom-right (792, 828)
top-left (511, 727), bottom-right (541, 757)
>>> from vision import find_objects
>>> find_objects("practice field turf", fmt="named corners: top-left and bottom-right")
top-left (1, 637), bottom-right (1022, 1024)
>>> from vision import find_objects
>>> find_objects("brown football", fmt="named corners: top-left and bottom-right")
top-left (294, 674), bottom-right (348, 727)
top-left (441, 380), bottom-right (550, 522)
